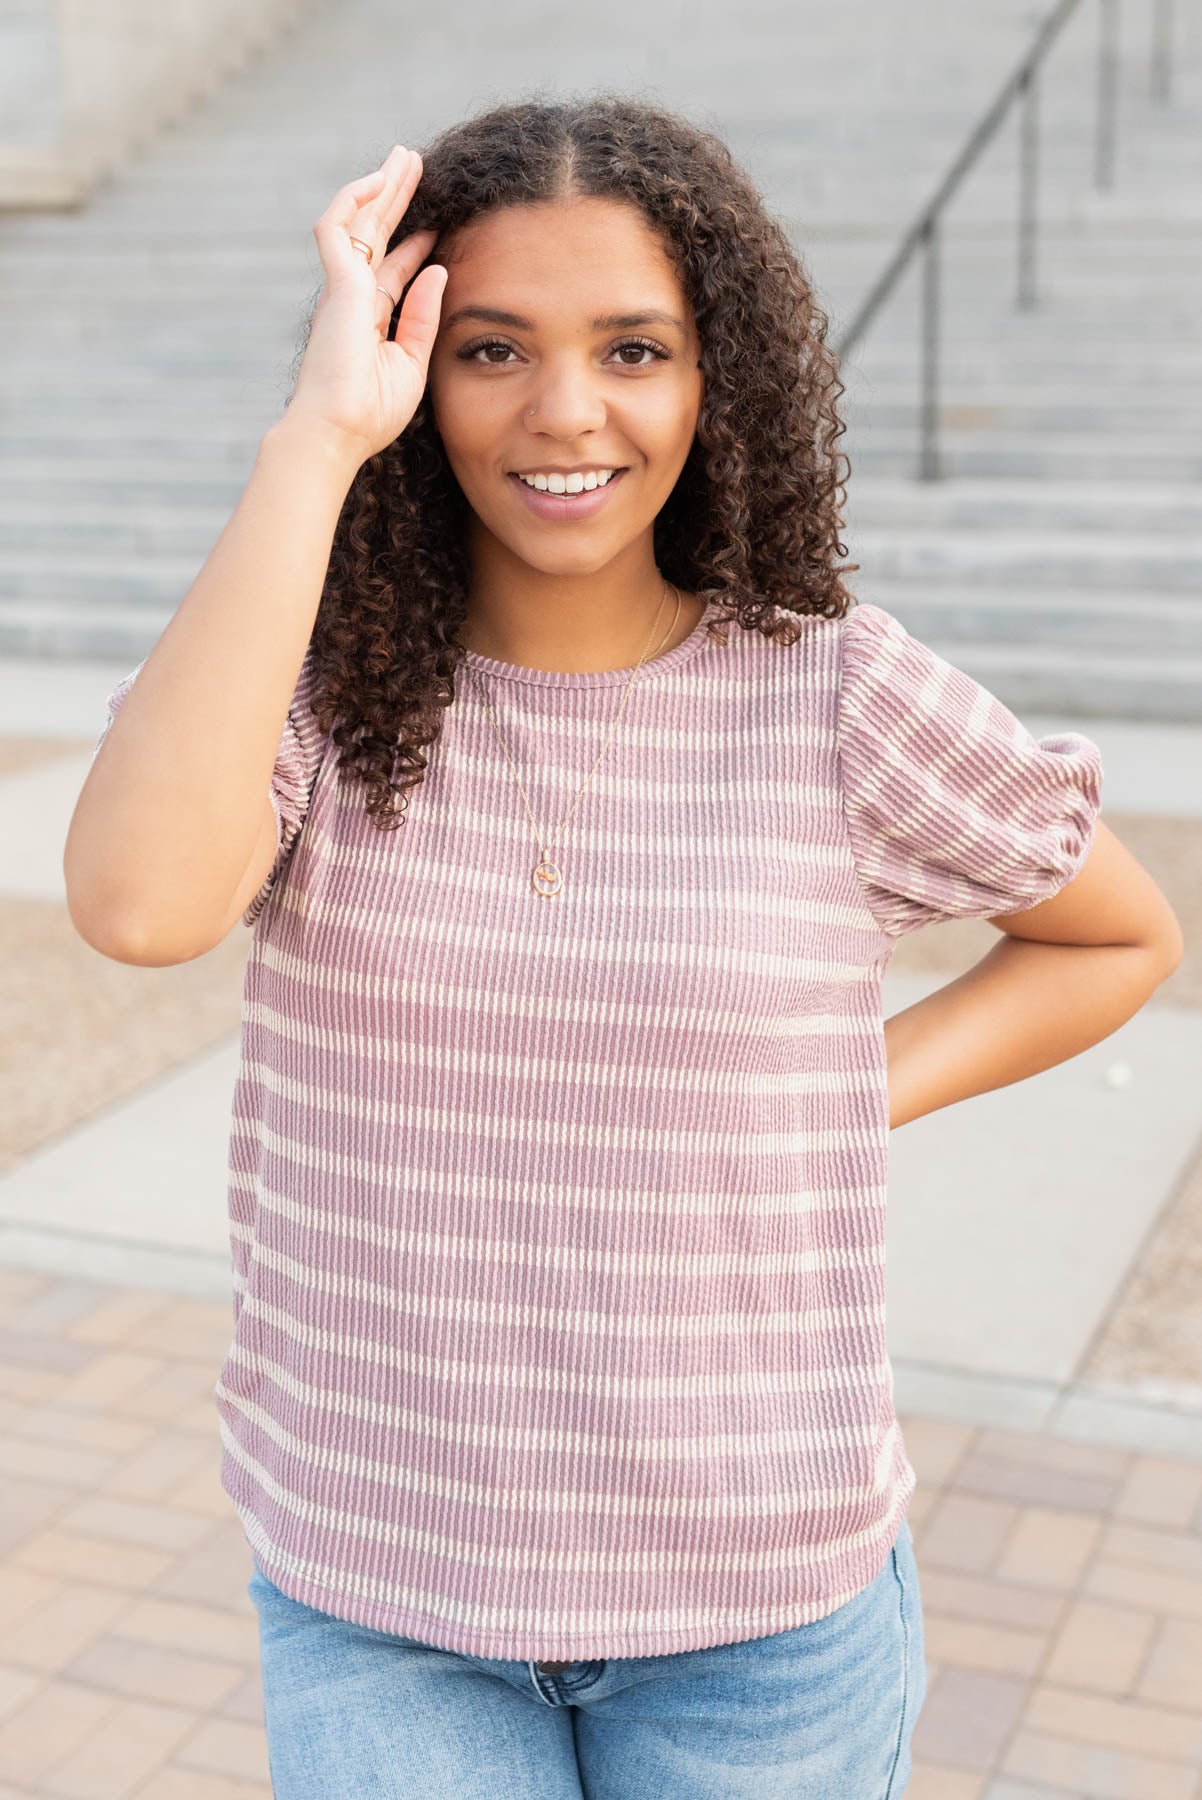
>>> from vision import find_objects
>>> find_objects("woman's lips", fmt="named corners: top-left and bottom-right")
top-left (507, 468), bottom-right (627, 521)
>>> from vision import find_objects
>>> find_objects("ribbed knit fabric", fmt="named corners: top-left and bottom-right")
top-left (95, 599), bottom-right (1103, 1662)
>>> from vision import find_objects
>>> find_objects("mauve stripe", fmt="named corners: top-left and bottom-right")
top-left (97, 597), bottom-right (1101, 1659)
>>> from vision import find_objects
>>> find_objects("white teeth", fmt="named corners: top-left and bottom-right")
top-left (516, 469), bottom-right (617, 492)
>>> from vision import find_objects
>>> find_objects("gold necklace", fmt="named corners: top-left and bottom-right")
top-left (464, 580), bottom-right (683, 897)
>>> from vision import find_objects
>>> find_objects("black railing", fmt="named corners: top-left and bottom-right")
top-left (834, 0), bottom-right (1178, 480)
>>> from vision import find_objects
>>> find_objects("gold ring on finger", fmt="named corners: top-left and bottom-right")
top-left (349, 235), bottom-right (374, 261)
top-left (375, 285), bottom-right (396, 307)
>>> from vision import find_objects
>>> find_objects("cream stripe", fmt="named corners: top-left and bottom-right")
top-left (228, 1190), bottom-right (887, 1298)
top-left (230, 1231), bottom-right (888, 1346)
top-left (226, 1280), bottom-right (890, 1412)
top-left (228, 1131), bottom-right (888, 1222)
top-left (238, 999), bottom-right (885, 1100)
top-left (252, 937), bottom-right (883, 1038)
top-left (273, 882), bottom-right (874, 987)
top-left (232, 1059), bottom-right (883, 1158)
top-left (219, 1364), bottom-right (892, 1503)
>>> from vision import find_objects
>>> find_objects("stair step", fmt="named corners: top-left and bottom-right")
top-left (0, 516), bottom-right (231, 556)
top-left (845, 441), bottom-right (1202, 479)
top-left (862, 584), bottom-right (1202, 654)
top-left (0, 553), bottom-right (201, 606)
top-left (847, 477), bottom-right (1202, 532)
top-left (846, 529), bottom-right (1202, 591)
top-left (0, 600), bottom-right (176, 660)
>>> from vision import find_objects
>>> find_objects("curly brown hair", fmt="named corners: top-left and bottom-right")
top-left (292, 93), bottom-right (859, 831)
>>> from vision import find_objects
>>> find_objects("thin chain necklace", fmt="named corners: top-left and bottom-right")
top-left (464, 580), bottom-right (682, 898)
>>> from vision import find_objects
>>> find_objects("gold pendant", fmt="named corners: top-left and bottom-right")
top-left (532, 855), bottom-right (563, 898)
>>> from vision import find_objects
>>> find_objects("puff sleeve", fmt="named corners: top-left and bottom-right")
top-left (836, 603), bottom-right (1104, 939)
top-left (91, 647), bottom-right (327, 930)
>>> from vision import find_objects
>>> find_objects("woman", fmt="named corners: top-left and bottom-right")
top-left (70, 96), bottom-right (1183, 1799)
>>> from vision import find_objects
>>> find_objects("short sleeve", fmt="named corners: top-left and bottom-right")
top-left (91, 660), bottom-right (147, 760)
top-left (91, 648), bottom-right (327, 931)
top-left (240, 648), bottom-right (327, 927)
top-left (836, 603), bottom-right (1104, 939)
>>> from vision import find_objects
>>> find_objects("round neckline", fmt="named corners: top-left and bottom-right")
top-left (460, 598), bottom-right (720, 688)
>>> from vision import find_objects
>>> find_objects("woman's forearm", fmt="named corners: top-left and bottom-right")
top-left (883, 934), bottom-right (1179, 1130)
top-left (65, 420), bottom-right (361, 960)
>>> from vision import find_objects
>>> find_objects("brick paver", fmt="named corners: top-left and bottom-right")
top-left (0, 1266), bottom-right (1200, 1796)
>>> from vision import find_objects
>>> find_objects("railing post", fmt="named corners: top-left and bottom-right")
top-left (919, 216), bottom-right (941, 481)
top-left (1151, 0), bottom-right (1172, 101)
top-left (1017, 65), bottom-right (1040, 310)
top-left (1095, 0), bottom-right (1119, 188)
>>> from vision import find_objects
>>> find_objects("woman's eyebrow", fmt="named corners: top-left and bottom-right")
top-left (442, 304), bottom-right (686, 332)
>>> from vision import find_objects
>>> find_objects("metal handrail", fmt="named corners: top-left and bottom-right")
top-left (833, 0), bottom-right (1177, 480)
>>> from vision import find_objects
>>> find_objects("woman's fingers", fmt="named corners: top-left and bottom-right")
top-left (345, 145), bottom-right (415, 265)
top-left (372, 228), bottom-right (441, 339)
top-left (312, 167), bottom-right (386, 275)
top-left (373, 228), bottom-right (439, 308)
top-left (312, 147), bottom-right (408, 279)
top-left (389, 261), bottom-right (448, 369)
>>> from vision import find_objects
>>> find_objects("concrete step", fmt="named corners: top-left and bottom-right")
top-left (843, 400), bottom-right (1202, 433)
top-left (861, 583), bottom-right (1202, 656)
top-left (0, 468), bottom-right (247, 507)
top-left (0, 552), bottom-right (200, 606)
top-left (840, 359), bottom-right (1202, 389)
top-left (844, 437), bottom-right (1202, 480)
top-left (0, 430), bottom-right (262, 462)
top-left (835, 301), bottom-right (1202, 335)
top-left (847, 477), bottom-right (1202, 533)
top-left (846, 529), bottom-right (1202, 592)
top-left (842, 358), bottom-right (1202, 387)
top-left (0, 599), bottom-right (170, 661)
top-left (0, 512), bottom-right (231, 558)
top-left (1, 377), bottom-right (291, 406)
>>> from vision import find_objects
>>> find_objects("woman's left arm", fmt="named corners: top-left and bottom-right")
top-left (884, 819), bottom-right (1186, 1130)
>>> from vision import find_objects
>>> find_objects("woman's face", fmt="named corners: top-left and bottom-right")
top-left (425, 196), bottom-right (704, 578)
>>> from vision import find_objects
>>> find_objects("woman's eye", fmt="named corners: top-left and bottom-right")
top-left (456, 336), bottom-right (669, 367)
top-left (612, 337), bottom-right (669, 366)
top-left (460, 340), bottom-right (518, 364)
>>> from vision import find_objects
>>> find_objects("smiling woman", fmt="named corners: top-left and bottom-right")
top-left (422, 195), bottom-right (709, 665)
top-left (71, 90), bottom-right (1181, 1800)
top-left (288, 94), bottom-right (858, 773)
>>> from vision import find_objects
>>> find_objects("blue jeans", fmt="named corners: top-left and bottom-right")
top-left (248, 1514), bottom-right (927, 1798)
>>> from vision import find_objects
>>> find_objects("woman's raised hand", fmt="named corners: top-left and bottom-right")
top-left (288, 145), bottom-right (448, 468)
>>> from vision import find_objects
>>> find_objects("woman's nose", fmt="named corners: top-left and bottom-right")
top-left (522, 362), bottom-right (608, 436)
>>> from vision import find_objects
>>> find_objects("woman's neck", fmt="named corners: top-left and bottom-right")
top-left (457, 583), bottom-right (706, 674)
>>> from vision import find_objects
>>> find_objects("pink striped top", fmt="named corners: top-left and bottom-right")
top-left (95, 599), bottom-right (1103, 1661)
